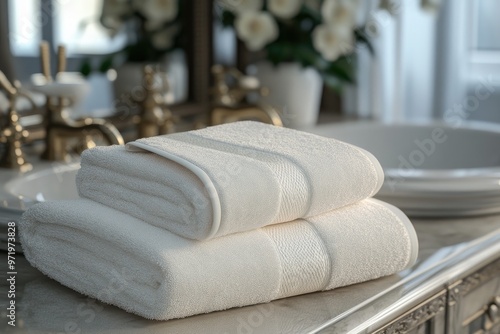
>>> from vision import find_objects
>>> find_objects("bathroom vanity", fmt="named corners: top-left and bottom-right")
top-left (2, 121), bottom-right (500, 333)
top-left (0, 214), bottom-right (499, 333)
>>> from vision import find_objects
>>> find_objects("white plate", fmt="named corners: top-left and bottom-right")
top-left (401, 206), bottom-right (500, 217)
top-left (379, 178), bottom-right (500, 197)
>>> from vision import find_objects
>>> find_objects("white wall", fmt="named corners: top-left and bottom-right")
top-left (398, 0), bottom-right (439, 121)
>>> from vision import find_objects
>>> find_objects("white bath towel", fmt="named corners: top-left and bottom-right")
top-left (20, 198), bottom-right (417, 321)
top-left (76, 121), bottom-right (384, 240)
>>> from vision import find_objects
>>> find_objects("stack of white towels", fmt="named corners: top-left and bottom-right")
top-left (20, 121), bottom-right (418, 320)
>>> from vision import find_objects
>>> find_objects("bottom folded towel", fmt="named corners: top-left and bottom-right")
top-left (19, 198), bottom-right (418, 320)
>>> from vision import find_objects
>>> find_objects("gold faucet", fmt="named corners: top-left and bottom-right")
top-left (134, 65), bottom-right (176, 138)
top-left (210, 65), bottom-right (282, 126)
top-left (0, 71), bottom-right (33, 172)
top-left (38, 42), bottom-right (124, 161)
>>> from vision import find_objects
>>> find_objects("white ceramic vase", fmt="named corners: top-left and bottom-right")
top-left (252, 62), bottom-right (323, 129)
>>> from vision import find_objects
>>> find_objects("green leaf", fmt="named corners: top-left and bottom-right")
top-left (322, 76), bottom-right (344, 93)
top-left (294, 44), bottom-right (318, 67)
top-left (221, 11), bottom-right (236, 27)
top-left (79, 58), bottom-right (92, 77)
top-left (322, 56), bottom-right (356, 84)
top-left (98, 56), bottom-right (115, 73)
top-left (266, 42), bottom-right (294, 64)
top-left (300, 4), bottom-right (322, 23)
top-left (355, 28), bottom-right (375, 55)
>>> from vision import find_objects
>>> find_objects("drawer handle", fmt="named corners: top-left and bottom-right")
top-left (488, 301), bottom-right (500, 323)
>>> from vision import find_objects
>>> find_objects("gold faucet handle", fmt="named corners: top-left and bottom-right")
top-left (0, 73), bottom-right (33, 171)
top-left (40, 41), bottom-right (52, 81)
top-left (238, 75), bottom-right (268, 97)
top-left (0, 71), bottom-right (17, 96)
top-left (57, 44), bottom-right (67, 74)
top-left (212, 64), bottom-right (269, 106)
top-left (143, 65), bottom-right (156, 90)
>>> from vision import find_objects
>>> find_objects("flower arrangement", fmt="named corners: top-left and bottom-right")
top-left (81, 0), bottom-right (183, 75)
top-left (218, 0), bottom-right (372, 87)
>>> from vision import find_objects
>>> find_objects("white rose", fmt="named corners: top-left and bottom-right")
top-left (312, 23), bottom-right (354, 61)
top-left (134, 0), bottom-right (178, 23)
top-left (100, 0), bottom-right (132, 31)
top-left (235, 11), bottom-right (278, 51)
top-left (144, 19), bottom-right (165, 32)
top-left (102, 0), bottom-right (131, 17)
top-left (321, 0), bottom-right (359, 27)
top-left (268, 0), bottom-right (303, 19)
top-left (218, 0), bottom-right (263, 14)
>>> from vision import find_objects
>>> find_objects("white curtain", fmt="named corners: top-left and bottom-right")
top-left (343, 0), bottom-right (450, 122)
top-left (433, 0), bottom-right (468, 120)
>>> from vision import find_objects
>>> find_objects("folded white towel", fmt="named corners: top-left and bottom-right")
top-left (20, 198), bottom-right (417, 320)
top-left (76, 121), bottom-right (384, 240)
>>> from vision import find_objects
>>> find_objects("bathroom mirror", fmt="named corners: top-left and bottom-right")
top-left (2, 0), bottom-right (213, 122)
top-left (211, 0), bottom-right (500, 126)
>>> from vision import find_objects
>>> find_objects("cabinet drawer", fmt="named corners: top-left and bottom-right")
top-left (447, 258), bottom-right (500, 334)
top-left (374, 290), bottom-right (447, 334)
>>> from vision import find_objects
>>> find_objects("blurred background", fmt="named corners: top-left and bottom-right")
top-left (0, 0), bottom-right (499, 129)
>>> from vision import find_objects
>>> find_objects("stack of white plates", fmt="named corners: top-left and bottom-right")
top-left (311, 121), bottom-right (500, 217)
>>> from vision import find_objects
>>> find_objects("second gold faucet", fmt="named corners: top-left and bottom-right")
top-left (36, 41), bottom-right (124, 161)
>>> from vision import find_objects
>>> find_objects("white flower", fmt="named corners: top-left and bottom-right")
top-left (144, 19), bottom-right (165, 32)
top-left (134, 0), bottom-right (178, 23)
top-left (312, 23), bottom-right (354, 61)
top-left (235, 11), bottom-right (278, 51)
top-left (101, 0), bottom-right (131, 17)
top-left (151, 25), bottom-right (179, 49)
top-left (218, 0), bottom-right (263, 14)
top-left (268, 0), bottom-right (303, 19)
top-left (321, 0), bottom-right (359, 27)
top-left (100, 0), bottom-right (132, 32)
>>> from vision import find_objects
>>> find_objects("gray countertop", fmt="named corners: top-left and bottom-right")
top-left (1, 214), bottom-right (500, 333)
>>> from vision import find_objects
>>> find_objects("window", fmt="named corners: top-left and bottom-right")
top-left (473, 0), bottom-right (500, 51)
top-left (8, 0), bottom-right (41, 56)
top-left (469, 0), bottom-right (500, 66)
top-left (7, 0), bottom-right (125, 111)
top-left (53, 0), bottom-right (126, 55)
top-left (9, 0), bottom-right (126, 57)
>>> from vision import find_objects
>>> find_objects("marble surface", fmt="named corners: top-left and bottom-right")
top-left (1, 215), bottom-right (500, 333)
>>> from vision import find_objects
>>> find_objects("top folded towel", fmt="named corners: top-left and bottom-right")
top-left (77, 121), bottom-right (384, 240)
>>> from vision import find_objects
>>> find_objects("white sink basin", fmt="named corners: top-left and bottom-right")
top-left (0, 162), bottom-right (80, 251)
top-left (1, 163), bottom-right (80, 215)
top-left (312, 121), bottom-right (500, 179)
top-left (5, 163), bottom-right (80, 202)
top-left (311, 121), bottom-right (500, 217)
